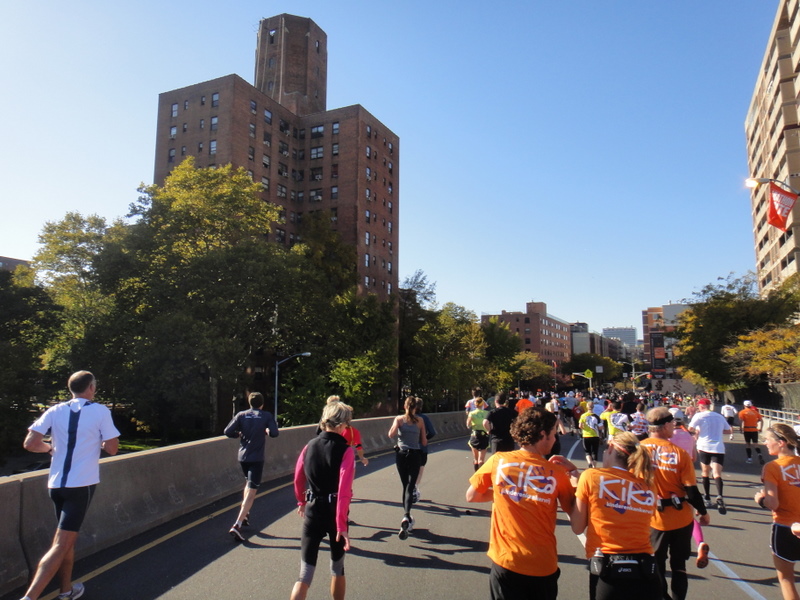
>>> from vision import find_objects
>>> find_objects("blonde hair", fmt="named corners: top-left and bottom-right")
top-left (326, 395), bottom-right (341, 404)
top-left (769, 423), bottom-right (798, 450)
top-left (320, 401), bottom-right (352, 429)
top-left (610, 431), bottom-right (654, 487)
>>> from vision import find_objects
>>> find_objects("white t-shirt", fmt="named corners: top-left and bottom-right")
top-left (30, 398), bottom-right (120, 488)
top-left (688, 410), bottom-right (730, 454)
top-left (720, 404), bottom-right (737, 419)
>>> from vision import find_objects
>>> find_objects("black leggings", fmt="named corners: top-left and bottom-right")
top-left (299, 499), bottom-right (345, 579)
top-left (394, 449), bottom-right (421, 517)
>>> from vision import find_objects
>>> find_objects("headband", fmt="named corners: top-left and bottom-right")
top-left (648, 413), bottom-right (674, 426)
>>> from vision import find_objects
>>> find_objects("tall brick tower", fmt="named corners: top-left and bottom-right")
top-left (254, 15), bottom-right (327, 117)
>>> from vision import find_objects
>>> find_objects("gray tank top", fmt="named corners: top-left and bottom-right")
top-left (397, 419), bottom-right (421, 450)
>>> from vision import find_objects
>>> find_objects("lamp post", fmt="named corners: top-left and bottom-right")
top-left (746, 177), bottom-right (800, 195)
top-left (274, 352), bottom-right (311, 417)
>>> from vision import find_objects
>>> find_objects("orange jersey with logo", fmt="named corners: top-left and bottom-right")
top-left (763, 455), bottom-right (800, 526)
top-left (576, 467), bottom-right (657, 557)
top-left (738, 408), bottom-right (762, 432)
top-left (469, 449), bottom-right (574, 576)
top-left (640, 437), bottom-right (697, 531)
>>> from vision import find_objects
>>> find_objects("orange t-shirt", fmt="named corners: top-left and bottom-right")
top-left (576, 467), bottom-right (656, 558)
top-left (763, 454), bottom-right (800, 526)
top-left (640, 437), bottom-right (697, 531)
top-left (469, 449), bottom-right (574, 576)
top-left (738, 408), bottom-right (762, 432)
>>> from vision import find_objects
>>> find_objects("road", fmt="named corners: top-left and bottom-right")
top-left (3, 433), bottom-right (783, 599)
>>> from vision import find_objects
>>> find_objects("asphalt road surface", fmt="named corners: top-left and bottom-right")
top-left (4, 433), bottom-right (785, 599)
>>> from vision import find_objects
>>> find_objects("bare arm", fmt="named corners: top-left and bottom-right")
top-left (388, 416), bottom-right (400, 439)
top-left (755, 479), bottom-right (779, 512)
top-left (570, 496), bottom-right (588, 534)
top-left (466, 484), bottom-right (493, 503)
top-left (102, 437), bottom-right (120, 456)
top-left (23, 430), bottom-right (51, 453)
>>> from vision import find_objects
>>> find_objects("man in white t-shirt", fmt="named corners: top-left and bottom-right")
top-left (720, 400), bottom-right (737, 441)
top-left (688, 398), bottom-right (732, 514)
top-left (22, 370), bottom-right (120, 600)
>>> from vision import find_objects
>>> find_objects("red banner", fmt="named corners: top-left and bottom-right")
top-left (767, 182), bottom-right (797, 232)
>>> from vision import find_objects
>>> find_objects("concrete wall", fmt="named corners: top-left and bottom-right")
top-left (0, 411), bottom-right (467, 597)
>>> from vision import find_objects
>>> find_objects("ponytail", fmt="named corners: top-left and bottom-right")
top-left (612, 431), bottom-right (654, 487)
top-left (404, 396), bottom-right (419, 424)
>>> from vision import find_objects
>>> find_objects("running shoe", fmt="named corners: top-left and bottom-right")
top-left (407, 515), bottom-right (415, 533)
top-left (716, 496), bottom-right (727, 515)
top-left (696, 542), bottom-right (710, 569)
top-left (242, 513), bottom-right (250, 526)
top-left (229, 523), bottom-right (245, 542)
top-left (704, 496), bottom-right (713, 509)
top-left (412, 486), bottom-right (421, 504)
top-left (56, 582), bottom-right (85, 600)
top-left (758, 454), bottom-right (765, 465)
top-left (746, 458), bottom-right (753, 464)
top-left (398, 517), bottom-right (411, 540)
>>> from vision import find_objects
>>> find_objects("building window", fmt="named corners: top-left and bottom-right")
top-left (279, 142), bottom-right (289, 156)
top-left (210, 116), bottom-right (218, 131)
top-left (388, 142), bottom-right (393, 154)
top-left (269, 29), bottom-right (276, 43)
top-left (263, 132), bottom-right (272, 146)
top-left (277, 184), bottom-right (287, 198)
top-left (388, 241), bottom-right (392, 254)
top-left (198, 119), bottom-right (204, 130)
top-left (364, 276), bottom-right (370, 288)
top-left (264, 109), bottom-right (272, 125)
top-left (262, 155), bottom-right (270, 169)
top-left (388, 222), bottom-right (393, 233)
top-left (365, 210), bottom-right (370, 223)
top-left (310, 168), bottom-right (322, 181)
top-left (388, 162), bottom-right (393, 174)
top-left (366, 189), bottom-right (371, 200)
top-left (294, 148), bottom-right (305, 160)
top-left (331, 164), bottom-right (338, 178)
top-left (278, 163), bottom-right (288, 177)
top-left (169, 126), bottom-right (177, 139)
top-left (366, 146), bottom-right (371, 158)
top-left (388, 184), bottom-right (393, 194)
top-left (297, 191), bottom-right (304, 203)
top-left (388, 262), bottom-right (392, 274)
top-left (276, 228), bottom-right (285, 243)
top-left (249, 123), bottom-right (256, 138)
top-left (388, 283), bottom-right (392, 294)
top-left (211, 92), bottom-right (219, 108)
top-left (209, 140), bottom-right (217, 155)
top-left (311, 146), bottom-right (323, 159)
top-left (201, 95), bottom-right (206, 105)
top-left (293, 169), bottom-right (305, 182)
top-left (332, 122), bottom-right (340, 135)
top-left (181, 146), bottom-right (186, 156)
top-left (298, 128), bottom-right (306, 140)
top-left (311, 125), bottom-right (324, 138)
top-left (198, 142), bottom-right (203, 153)
top-left (388, 201), bottom-right (393, 214)
top-left (366, 125), bottom-right (372, 136)
top-left (247, 170), bottom-right (253, 180)
top-left (310, 189), bottom-right (322, 201)
top-left (182, 122), bottom-right (187, 133)
top-left (168, 148), bottom-right (176, 163)
top-left (331, 186), bottom-right (338, 200)
top-left (315, 40), bottom-right (320, 53)
top-left (330, 208), bottom-right (338, 224)
top-left (365, 254), bottom-right (370, 267)
top-left (248, 147), bottom-right (255, 161)
top-left (332, 143), bottom-right (339, 156)
top-left (250, 100), bottom-right (257, 114)
top-left (268, 57), bottom-right (276, 68)
top-left (261, 176), bottom-right (269, 191)
top-left (365, 232), bottom-right (370, 246)
top-left (170, 103), bottom-right (178, 117)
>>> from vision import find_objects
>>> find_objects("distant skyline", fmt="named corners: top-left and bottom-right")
top-left (0, 1), bottom-right (778, 333)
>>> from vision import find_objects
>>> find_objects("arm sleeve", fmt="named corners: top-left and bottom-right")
top-left (294, 446), bottom-right (308, 504)
top-left (266, 412), bottom-right (279, 438)
top-left (686, 485), bottom-right (707, 515)
top-left (99, 407), bottom-right (121, 441)
top-left (223, 414), bottom-right (239, 438)
top-left (29, 407), bottom-right (53, 436)
top-left (336, 447), bottom-right (356, 532)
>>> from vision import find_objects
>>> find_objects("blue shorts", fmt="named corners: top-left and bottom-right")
top-left (50, 485), bottom-right (96, 532)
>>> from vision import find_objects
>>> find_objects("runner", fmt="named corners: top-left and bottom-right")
top-left (466, 408), bottom-right (577, 600)
top-left (466, 398), bottom-right (490, 471)
top-left (753, 424), bottom-right (800, 600)
top-left (720, 400), bottom-right (737, 442)
top-left (739, 400), bottom-right (764, 464)
top-left (579, 400), bottom-right (603, 469)
top-left (642, 407), bottom-right (710, 600)
top-left (688, 398), bottom-right (732, 514)
top-left (388, 397), bottom-right (427, 539)
top-left (571, 431), bottom-right (660, 600)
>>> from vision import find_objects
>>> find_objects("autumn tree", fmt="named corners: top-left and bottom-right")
top-left (724, 325), bottom-right (800, 383)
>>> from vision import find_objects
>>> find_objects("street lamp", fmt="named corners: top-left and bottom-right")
top-left (274, 352), bottom-right (311, 417)
top-left (746, 177), bottom-right (800, 195)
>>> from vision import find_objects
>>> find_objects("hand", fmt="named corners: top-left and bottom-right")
top-left (336, 531), bottom-right (351, 551)
top-left (791, 522), bottom-right (800, 539)
top-left (697, 513), bottom-right (710, 526)
top-left (360, 457), bottom-right (369, 466)
top-left (754, 489), bottom-right (766, 507)
top-left (296, 504), bottom-right (306, 518)
top-left (549, 455), bottom-right (577, 472)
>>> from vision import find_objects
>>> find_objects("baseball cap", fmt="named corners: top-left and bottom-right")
top-left (668, 408), bottom-right (685, 422)
top-left (698, 398), bottom-right (711, 406)
top-left (743, 400), bottom-right (753, 407)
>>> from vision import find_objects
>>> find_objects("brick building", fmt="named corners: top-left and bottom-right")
top-left (153, 14), bottom-right (399, 300)
top-left (482, 301), bottom-right (571, 365)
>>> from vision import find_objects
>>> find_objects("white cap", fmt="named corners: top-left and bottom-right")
top-left (668, 408), bottom-right (685, 422)
top-left (743, 400), bottom-right (753, 407)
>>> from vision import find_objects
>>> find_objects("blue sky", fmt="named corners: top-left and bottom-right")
top-left (0, 1), bottom-right (778, 337)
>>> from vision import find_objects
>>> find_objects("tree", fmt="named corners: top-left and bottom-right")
top-left (563, 354), bottom-right (621, 385)
top-left (671, 273), bottom-right (800, 388)
top-left (0, 271), bottom-right (60, 462)
top-left (723, 325), bottom-right (800, 383)
top-left (481, 317), bottom-right (523, 392)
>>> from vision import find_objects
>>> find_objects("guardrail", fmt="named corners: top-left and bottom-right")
top-left (0, 411), bottom-right (469, 597)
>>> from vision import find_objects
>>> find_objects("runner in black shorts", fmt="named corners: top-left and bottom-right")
top-left (697, 450), bottom-right (725, 467)
top-left (50, 485), bottom-right (97, 532)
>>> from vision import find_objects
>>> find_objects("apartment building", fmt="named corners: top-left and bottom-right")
top-left (482, 301), bottom-right (572, 364)
top-left (746, 0), bottom-right (800, 293)
top-left (153, 14), bottom-right (399, 300)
